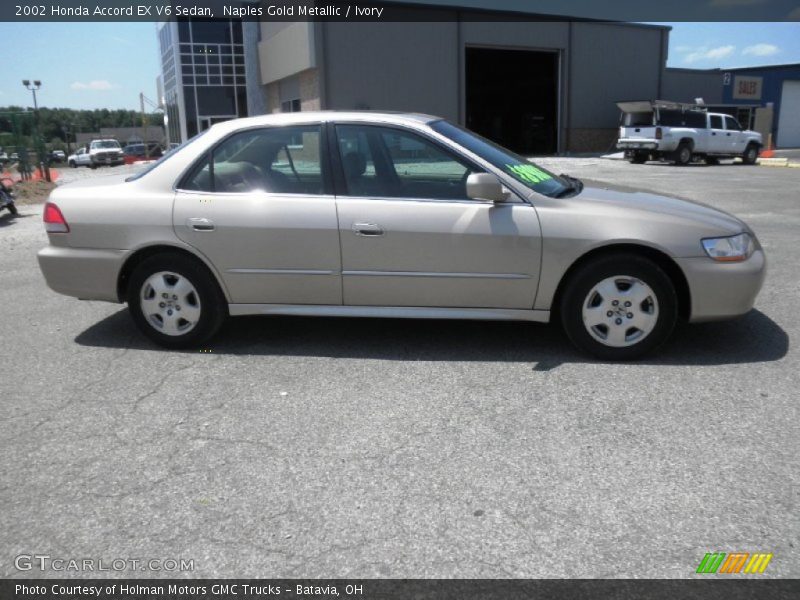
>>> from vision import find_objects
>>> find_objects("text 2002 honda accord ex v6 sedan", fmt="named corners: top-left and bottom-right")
top-left (38, 112), bottom-right (766, 360)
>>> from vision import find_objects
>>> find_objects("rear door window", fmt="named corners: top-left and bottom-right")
top-left (180, 125), bottom-right (324, 194)
top-left (709, 115), bottom-right (724, 129)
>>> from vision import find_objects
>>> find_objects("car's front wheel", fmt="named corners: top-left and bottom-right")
top-left (127, 253), bottom-right (227, 349)
top-left (560, 254), bottom-right (678, 360)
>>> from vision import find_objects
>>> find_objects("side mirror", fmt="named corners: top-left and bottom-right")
top-left (466, 173), bottom-right (510, 203)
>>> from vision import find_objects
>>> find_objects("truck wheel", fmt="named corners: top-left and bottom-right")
top-left (742, 144), bottom-right (759, 165)
top-left (7, 201), bottom-right (18, 215)
top-left (560, 254), bottom-right (678, 360)
top-left (90, 160), bottom-right (97, 170)
top-left (69, 160), bottom-right (76, 168)
top-left (629, 152), bottom-right (647, 164)
top-left (673, 143), bottom-right (692, 166)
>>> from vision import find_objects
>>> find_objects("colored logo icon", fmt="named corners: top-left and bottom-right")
top-left (696, 552), bottom-right (773, 574)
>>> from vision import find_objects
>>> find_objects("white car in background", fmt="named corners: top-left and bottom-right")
top-left (68, 139), bottom-right (124, 169)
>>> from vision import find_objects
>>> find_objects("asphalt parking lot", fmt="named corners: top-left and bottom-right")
top-left (1, 159), bottom-right (797, 579)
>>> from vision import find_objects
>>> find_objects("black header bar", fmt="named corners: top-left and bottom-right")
top-left (2, 0), bottom-right (800, 22)
top-left (2, 579), bottom-right (800, 600)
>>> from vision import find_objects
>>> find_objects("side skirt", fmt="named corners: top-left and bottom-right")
top-left (228, 304), bottom-right (551, 323)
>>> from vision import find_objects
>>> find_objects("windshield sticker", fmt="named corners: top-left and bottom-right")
top-left (505, 164), bottom-right (552, 184)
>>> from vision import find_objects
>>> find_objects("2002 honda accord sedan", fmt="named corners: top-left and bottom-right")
top-left (38, 112), bottom-right (766, 359)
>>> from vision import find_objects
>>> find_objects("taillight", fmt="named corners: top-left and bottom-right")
top-left (655, 127), bottom-right (663, 140)
top-left (43, 202), bottom-right (69, 233)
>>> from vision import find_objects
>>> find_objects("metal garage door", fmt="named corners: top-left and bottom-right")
top-left (777, 80), bottom-right (800, 148)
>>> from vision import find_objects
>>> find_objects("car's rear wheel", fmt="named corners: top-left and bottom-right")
top-left (560, 254), bottom-right (678, 360)
top-left (742, 143), bottom-right (759, 165)
top-left (69, 160), bottom-right (76, 168)
top-left (127, 253), bottom-right (227, 349)
top-left (673, 143), bottom-right (692, 166)
top-left (6, 201), bottom-right (18, 215)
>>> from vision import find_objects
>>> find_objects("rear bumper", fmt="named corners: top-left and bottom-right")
top-left (37, 245), bottom-right (125, 303)
top-left (677, 250), bottom-right (766, 322)
top-left (617, 140), bottom-right (659, 150)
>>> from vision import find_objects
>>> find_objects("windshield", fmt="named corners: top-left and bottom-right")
top-left (91, 141), bottom-right (121, 149)
top-left (430, 120), bottom-right (570, 198)
top-left (126, 129), bottom-right (209, 182)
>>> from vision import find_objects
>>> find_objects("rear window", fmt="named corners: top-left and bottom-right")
top-left (624, 112), bottom-right (653, 127)
top-left (656, 109), bottom-right (707, 128)
top-left (657, 110), bottom-right (684, 127)
top-left (125, 129), bottom-right (210, 182)
top-left (685, 111), bottom-right (707, 128)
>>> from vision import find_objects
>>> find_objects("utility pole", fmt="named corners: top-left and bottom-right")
top-left (139, 92), bottom-right (165, 157)
top-left (140, 92), bottom-right (149, 159)
top-left (22, 79), bottom-right (50, 182)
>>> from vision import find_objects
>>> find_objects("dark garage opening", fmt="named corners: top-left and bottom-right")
top-left (466, 47), bottom-right (559, 155)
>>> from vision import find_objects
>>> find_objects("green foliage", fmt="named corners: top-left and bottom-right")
top-left (0, 106), bottom-right (162, 143)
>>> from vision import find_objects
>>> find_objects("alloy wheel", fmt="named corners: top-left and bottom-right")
top-left (140, 271), bottom-right (202, 336)
top-left (581, 276), bottom-right (659, 348)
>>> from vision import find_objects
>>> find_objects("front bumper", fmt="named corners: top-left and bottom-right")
top-left (676, 249), bottom-right (766, 322)
top-left (38, 245), bottom-right (125, 303)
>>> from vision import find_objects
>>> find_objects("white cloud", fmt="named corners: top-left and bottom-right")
top-left (70, 80), bottom-right (117, 91)
top-left (684, 45), bottom-right (736, 63)
top-left (742, 43), bottom-right (780, 56)
top-left (675, 45), bottom-right (693, 52)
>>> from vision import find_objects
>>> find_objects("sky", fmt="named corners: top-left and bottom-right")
top-left (656, 22), bottom-right (800, 69)
top-left (0, 22), bottom-right (161, 111)
top-left (0, 21), bottom-right (798, 111)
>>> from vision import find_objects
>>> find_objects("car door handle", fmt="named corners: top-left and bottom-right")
top-left (711, 132), bottom-right (716, 136)
top-left (187, 217), bottom-right (215, 231)
top-left (353, 222), bottom-right (384, 236)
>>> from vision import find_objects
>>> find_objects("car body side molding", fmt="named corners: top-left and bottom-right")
top-left (228, 304), bottom-right (550, 322)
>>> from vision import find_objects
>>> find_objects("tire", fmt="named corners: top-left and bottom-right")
top-left (127, 253), bottom-right (227, 349)
top-left (673, 143), bottom-right (692, 166)
top-left (7, 202), bottom-right (17, 215)
top-left (629, 152), bottom-right (647, 164)
top-left (742, 144), bottom-right (759, 165)
top-left (560, 254), bottom-right (678, 360)
top-left (69, 160), bottom-right (76, 168)
top-left (705, 156), bottom-right (719, 165)
top-left (90, 161), bottom-right (97, 170)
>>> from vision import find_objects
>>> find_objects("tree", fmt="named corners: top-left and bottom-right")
top-left (0, 106), bottom-right (163, 142)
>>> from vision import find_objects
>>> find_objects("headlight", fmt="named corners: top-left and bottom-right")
top-left (702, 232), bottom-right (754, 262)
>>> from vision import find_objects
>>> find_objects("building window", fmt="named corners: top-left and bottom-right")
top-left (281, 99), bottom-right (301, 113)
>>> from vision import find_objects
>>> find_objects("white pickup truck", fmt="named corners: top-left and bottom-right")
top-left (616, 101), bottom-right (762, 166)
top-left (68, 139), bottom-right (124, 169)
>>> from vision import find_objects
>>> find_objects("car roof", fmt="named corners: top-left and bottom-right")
top-left (210, 111), bottom-right (440, 134)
